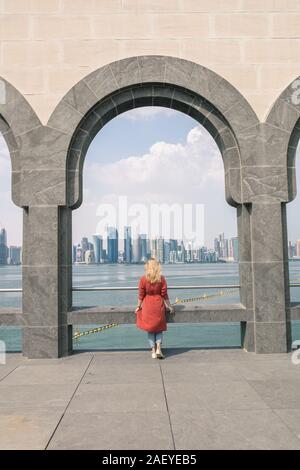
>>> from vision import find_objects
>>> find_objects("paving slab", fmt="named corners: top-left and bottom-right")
top-left (48, 411), bottom-right (173, 450)
top-left (1, 353), bottom-right (25, 368)
top-left (23, 353), bottom-right (93, 366)
top-left (67, 382), bottom-right (167, 413)
top-left (0, 353), bottom-right (25, 380)
top-left (83, 362), bottom-right (161, 384)
top-left (170, 409), bottom-right (300, 450)
top-left (0, 383), bottom-right (76, 411)
top-left (90, 350), bottom-right (160, 364)
top-left (164, 378), bottom-right (269, 411)
top-left (273, 409), bottom-right (300, 439)
top-left (2, 362), bottom-right (90, 385)
top-left (235, 359), bottom-right (300, 381)
top-left (158, 349), bottom-right (295, 363)
top-left (0, 364), bottom-right (20, 381)
top-left (249, 379), bottom-right (300, 409)
top-left (160, 361), bottom-right (243, 383)
top-left (0, 410), bottom-right (64, 450)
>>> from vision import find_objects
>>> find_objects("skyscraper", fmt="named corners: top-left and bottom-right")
top-left (76, 244), bottom-right (83, 262)
top-left (170, 239), bottom-right (178, 253)
top-left (72, 245), bottom-right (77, 264)
top-left (107, 227), bottom-right (118, 263)
top-left (297, 240), bottom-right (300, 257)
top-left (140, 234), bottom-right (148, 262)
top-left (80, 237), bottom-right (89, 262)
top-left (0, 228), bottom-right (8, 265)
top-left (132, 235), bottom-right (141, 263)
top-left (177, 241), bottom-right (185, 263)
top-left (163, 240), bottom-right (170, 263)
top-left (231, 237), bottom-right (239, 261)
top-left (93, 235), bottom-right (103, 264)
top-left (124, 226), bottom-right (132, 263)
top-left (157, 237), bottom-right (164, 263)
top-left (150, 238), bottom-right (158, 259)
top-left (8, 246), bottom-right (21, 265)
top-left (288, 241), bottom-right (296, 259)
top-left (169, 239), bottom-right (178, 263)
top-left (186, 242), bottom-right (193, 263)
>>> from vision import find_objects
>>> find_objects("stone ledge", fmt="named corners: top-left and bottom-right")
top-left (0, 309), bottom-right (23, 326)
top-left (67, 303), bottom-right (252, 325)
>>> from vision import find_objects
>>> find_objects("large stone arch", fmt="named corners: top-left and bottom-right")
top-left (47, 56), bottom-right (260, 210)
top-left (38, 56), bottom-right (263, 358)
top-left (66, 83), bottom-right (244, 210)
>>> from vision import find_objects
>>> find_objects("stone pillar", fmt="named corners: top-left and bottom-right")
top-left (250, 202), bottom-right (291, 353)
top-left (22, 205), bottom-right (73, 358)
top-left (237, 204), bottom-right (255, 351)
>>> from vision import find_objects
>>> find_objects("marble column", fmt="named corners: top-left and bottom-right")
top-left (22, 206), bottom-right (73, 358)
top-left (250, 202), bottom-right (291, 353)
top-left (237, 203), bottom-right (255, 351)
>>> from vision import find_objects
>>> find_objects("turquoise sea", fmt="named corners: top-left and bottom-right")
top-left (1, 263), bottom-right (300, 351)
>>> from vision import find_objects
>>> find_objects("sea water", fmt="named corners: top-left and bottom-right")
top-left (1, 263), bottom-right (300, 351)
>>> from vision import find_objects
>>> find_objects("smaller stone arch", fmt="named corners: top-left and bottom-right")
top-left (256, 76), bottom-right (300, 356)
top-left (266, 75), bottom-right (300, 202)
top-left (0, 77), bottom-right (41, 207)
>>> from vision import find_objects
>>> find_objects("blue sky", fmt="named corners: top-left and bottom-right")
top-left (0, 106), bottom-right (299, 248)
top-left (75, 107), bottom-right (233, 247)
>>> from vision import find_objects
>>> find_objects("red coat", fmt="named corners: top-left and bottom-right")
top-left (136, 275), bottom-right (169, 333)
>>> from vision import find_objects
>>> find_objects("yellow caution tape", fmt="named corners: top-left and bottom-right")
top-left (73, 322), bottom-right (119, 340)
top-left (174, 288), bottom-right (238, 304)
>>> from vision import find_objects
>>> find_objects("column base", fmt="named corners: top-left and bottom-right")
top-left (254, 321), bottom-right (291, 354)
top-left (22, 325), bottom-right (73, 359)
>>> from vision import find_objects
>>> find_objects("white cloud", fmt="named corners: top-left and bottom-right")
top-left (84, 125), bottom-right (223, 206)
top-left (72, 124), bottom-right (229, 245)
top-left (120, 106), bottom-right (175, 121)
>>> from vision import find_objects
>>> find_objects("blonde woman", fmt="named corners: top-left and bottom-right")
top-left (135, 258), bottom-right (174, 359)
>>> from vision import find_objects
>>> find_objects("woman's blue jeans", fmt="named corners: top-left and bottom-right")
top-left (148, 332), bottom-right (163, 348)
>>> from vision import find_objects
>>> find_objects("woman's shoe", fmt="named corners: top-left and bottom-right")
top-left (156, 348), bottom-right (164, 359)
top-left (151, 349), bottom-right (157, 359)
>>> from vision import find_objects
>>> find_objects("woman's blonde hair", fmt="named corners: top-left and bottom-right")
top-left (145, 258), bottom-right (162, 284)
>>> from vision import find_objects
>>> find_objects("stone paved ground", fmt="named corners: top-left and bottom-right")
top-left (0, 349), bottom-right (300, 450)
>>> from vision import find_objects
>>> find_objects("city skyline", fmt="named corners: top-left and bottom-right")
top-left (3, 217), bottom-right (300, 267)
top-left (2, 220), bottom-right (300, 267)
top-left (73, 229), bottom-right (238, 265)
